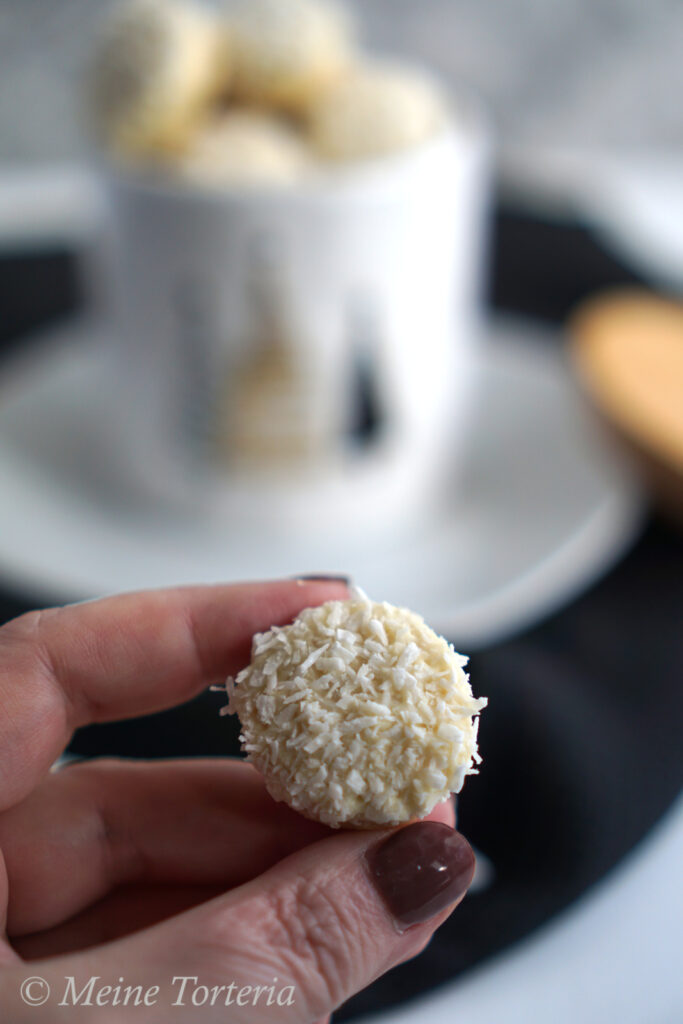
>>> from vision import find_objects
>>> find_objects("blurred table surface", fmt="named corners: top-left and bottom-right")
top-left (0, 200), bottom-right (681, 1020)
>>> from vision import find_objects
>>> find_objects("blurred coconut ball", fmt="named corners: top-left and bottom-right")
top-left (226, 0), bottom-right (354, 113)
top-left (309, 62), bottom-right (447, 162)
top-left (88, 0), bottom-right (452, 179)
top-left (89, 0), bottom-right (230, 159)
top-left (179, 110), bottom-right (312, 186)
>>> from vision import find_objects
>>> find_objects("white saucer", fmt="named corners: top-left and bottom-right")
top-left (580, 154), bottom-right (683, 290)
top-left (0, 317), bottom-right (642, 647)
top-left (500, 147), bottom-right (683, 289)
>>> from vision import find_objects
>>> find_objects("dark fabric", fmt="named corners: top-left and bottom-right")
top-left (0, 248), bottom-right (81, 356)
top-left (0, 207), bottom-right (681, 1019)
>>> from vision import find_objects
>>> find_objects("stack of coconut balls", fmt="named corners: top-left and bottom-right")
top-left (89, 0), bottom-right (448, 185)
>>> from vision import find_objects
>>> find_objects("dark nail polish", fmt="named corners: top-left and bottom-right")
top-left (365, 822), bottom-right (475, 928)
top-left (291, 574), bottom-right (351, 585)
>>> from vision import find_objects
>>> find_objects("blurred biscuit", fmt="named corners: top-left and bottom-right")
top-left (571, 290), bottom-right (683, 520)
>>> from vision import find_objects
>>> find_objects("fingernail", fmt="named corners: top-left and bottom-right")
top-left (291, 574), bottom-right (351, 585)
top-left (365, 822), bottom-right (475, 928)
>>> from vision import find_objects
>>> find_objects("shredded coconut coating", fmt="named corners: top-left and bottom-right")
top-left (226, 590), bottom-right (487, 828)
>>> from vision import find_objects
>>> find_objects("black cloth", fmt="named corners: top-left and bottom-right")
top-left (0, 207), bottom-right (681, 1020)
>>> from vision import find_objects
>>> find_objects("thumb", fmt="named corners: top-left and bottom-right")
top-left (85, 821), bottom-right (473, 1022)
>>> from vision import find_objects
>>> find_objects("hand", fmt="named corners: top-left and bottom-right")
top-left (0, 580), bottom-right (474, 1022)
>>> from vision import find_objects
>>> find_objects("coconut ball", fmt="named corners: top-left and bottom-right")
top-left (179, 111), bottom-right (312, 186)
top-left (89, 0), bottom-right (229, 159)
top-left (227, 0), bottom-right (353, 113)
top-left (225, 590), bottom-right (487, 828)
top-left (309, 62), bottom-right (447, 162)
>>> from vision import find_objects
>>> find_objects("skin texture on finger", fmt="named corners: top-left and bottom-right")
top-left (13, 882), bottom-right (225, 960)
top-left (2, 759), bottom-right (332, 937)
top-left (10, 817), bottom-right (470, 1024)
top-left (0, 849), bottom-right (20, 967)
top-left (3, 757), bottom-right (453, 952)
top-left (0, 579), bottom-right (348, 813)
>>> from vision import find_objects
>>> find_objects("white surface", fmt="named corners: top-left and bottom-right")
top-left (501, 147), bottom-right (683, 289)
top-left (6, 154), bottom-right (683, 296)
top-left (356, 794), bottom-right (683, 1024)
top-left (581, 154), bottom-right (683, 290)
top-left (0, 165), bottom-right (100, 248)
top-left (0, 317), bottom-right (642, 646)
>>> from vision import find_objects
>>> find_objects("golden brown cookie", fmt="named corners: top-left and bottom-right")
top-left (570, 290), bottom-right (683, 519)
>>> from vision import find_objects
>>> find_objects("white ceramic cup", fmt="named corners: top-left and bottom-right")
top-left (100, 103), bottom-right (490, 541)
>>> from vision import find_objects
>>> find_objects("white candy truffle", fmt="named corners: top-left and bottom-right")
top-left (228, 0), bottom-right (353, 112)
top-left (179, 111), bottom-right (312, 186)
top-left (225, 590), bottom-right (487, 828)
top-left (89, 0), bottom-right (228, 158)
top-left (309, 63), bottom-right (446, 162)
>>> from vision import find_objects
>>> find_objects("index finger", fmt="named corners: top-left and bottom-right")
top-left (0, 578), bottom-right (349, 812)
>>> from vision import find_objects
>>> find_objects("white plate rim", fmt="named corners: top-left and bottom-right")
top-left (0, 317), bottom-right (644, 646)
